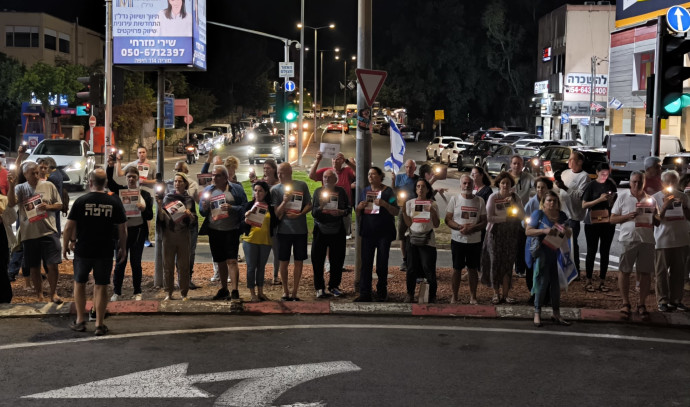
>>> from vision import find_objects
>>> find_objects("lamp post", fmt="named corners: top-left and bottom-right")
top-left (298, 23), bottom-right (334, 145)
top-left (336, 54), bottom-right (356, 112)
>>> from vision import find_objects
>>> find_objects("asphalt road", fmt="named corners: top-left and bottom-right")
top-left (1, 314), bottom-right (689, 406)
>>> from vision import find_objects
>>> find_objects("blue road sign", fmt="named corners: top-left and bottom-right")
top-left (285, 81), bottom-right (296, 92)
top-left (164, 97), bottom-right (174, 129)
top-left (561, 113), bottom-right (570, 124)
top-left (667, 6), bottom-right (690, 33)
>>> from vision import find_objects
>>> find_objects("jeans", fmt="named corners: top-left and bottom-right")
top-left (360, 235), bottom-right (392, 298)
top-left (566, 219), bottom-right (581, 273)
top-left (533, 249), bottom-right (561, 314)
top-left (514, 225), bottom-right (527, 275)
top-left (242, 241), bottom-right (271, 289)
top-left (311, 226), bottom-right (346, 291)
top-left (8, 251), bottom-right (26, 278)
top-left (584, 223), bottom-right (615, 280)
top-left (405, 241), bottom-right (437, 301)
top-left (112, 224), bottom-right (147, 296)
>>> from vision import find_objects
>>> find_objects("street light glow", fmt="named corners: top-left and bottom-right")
top-left (329, 24), bottom-right (335, 29)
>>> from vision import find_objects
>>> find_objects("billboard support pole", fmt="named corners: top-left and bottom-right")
top-left (153, 68), bottom-right (165, 287)
top-left (104, 0), bottom-right (113, 164)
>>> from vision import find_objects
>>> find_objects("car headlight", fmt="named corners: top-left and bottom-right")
top-left (248, 132), bottom-right (255, 140)
top-left (291, 123), bottom-right (297, 129)
top-left (66, 162), bottom-right (82, 171)
top-left (248, 146), bottom-right (255, 153)
top-left (289, 135), bottom-right (295, 142)
top-left (303, 122), bottom-right (309, 129)
top-left (532, 158), bottom-right (539, 166)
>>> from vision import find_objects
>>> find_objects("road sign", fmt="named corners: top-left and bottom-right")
top-left (89, 115), bottom-right (96, 128)
top-left (164, 97), bottom-right (174, 129)
top-left (356, 69), bottom-right (387, 107)
top-left (184, 114), bottom-right (193, 125)
top-left (279, 62), bottom-right (294, 78)
top-left (285, 80), bottom-right (296, 92)
top-left (561, 112), bottom-right (570, 124)
top-left (435, 110), bottom-right (445, 120)
top-left (667, 6), bottom-right (690, 33)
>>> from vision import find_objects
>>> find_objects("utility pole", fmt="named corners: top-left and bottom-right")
top-left (588, 55), bottom-right (595, 146)
top-left (104, 0), bottom-right (113, 165)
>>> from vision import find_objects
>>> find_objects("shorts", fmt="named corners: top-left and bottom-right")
top-left (23, 234), bottom-right (62, 268)
top-left (618, 241), bottom-right (655, 274)
top-left (397, 215), bottom-right (408, 240)
top-left (451, 240), bottom-right (481, 271)
top-left (208, 228), bottom-right (241, 262)
top-left (277, 233), bottom-right (308, 262)
top-left (73, 257), bottom-right (113, 285)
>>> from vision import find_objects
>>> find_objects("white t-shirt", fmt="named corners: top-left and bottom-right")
top-left (610, 190), bottom-right (655, 244)
top-left (446, 194), bottom-right (486, 244)
top-left (405, 200), bottom-right (438, 247)
top-left (652, 189), bottom-right (690, 249)
top-left (558, 169), bottom-right (589, 221)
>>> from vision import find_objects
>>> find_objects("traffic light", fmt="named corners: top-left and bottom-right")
top-left (659, 32), bottom-right (690, 116)
top-left (284, 91), bottom-right (297, 122)
top-left (275, 88), bottom-right (285, 122)
top-left (76, 73), bottom-right (104, 107)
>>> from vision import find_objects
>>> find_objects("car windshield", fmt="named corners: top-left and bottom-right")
top-left (33, 141), bottom-right (80, 156)
top-left (256, 136), bottom-right (281, 144)
top-left (517, 148), bottom-right (538, 157)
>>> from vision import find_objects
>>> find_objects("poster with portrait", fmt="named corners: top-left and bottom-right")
top-left (197, 173), bottom-right (212, 187)
top-left (286, 191), bottom-right (304, 215)
top-left (543, 160), bottom-right (554, 180)
top-left (322, 192), bottom-right (339, 215)
top-left (246, 202), bottom-right (268, 227)
top-left (25, 194), bottom-right (47, 223)
top-left (164, 200), bottom-right (187, 223)
top-left (493, 198), bottom-right (509, 223)
top-left (137, 164), bottom-right (150, 181)
top-left (210, 194), bottom-right (228, 221)
top-left (459, 206), bottom-right (479, 225)
top-left (120, 189), bottom-right (140, 217)
top-left (635, 201), bottom-right (655, 228)
top-left (412, 200), bottom-right (431, 223)
top-left (364, 191), bottom-right (380, 214)
top-left (543, 223), bottom-right (566, 250)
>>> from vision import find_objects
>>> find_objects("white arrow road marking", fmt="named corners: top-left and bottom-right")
top-left (22, 361), bottom-right (361, 407)
top-left (676, 8), bottom-right (686, 32)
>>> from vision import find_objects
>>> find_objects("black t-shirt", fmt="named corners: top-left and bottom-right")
top-left (582, 179), bottom-right (617, 223)
top-left (68, 192), bottom-right (127, 258)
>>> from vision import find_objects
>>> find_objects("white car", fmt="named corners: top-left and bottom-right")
top-left (440, 141), bottom-right (473, 166)
top-left (425, 136), bottom-right (463, 161)
top-left (27, 139), bottom-right (95, 190)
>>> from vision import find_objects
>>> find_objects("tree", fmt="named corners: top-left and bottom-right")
top-left (188, 87), bottom-right (217, 124)
top-left (112, 71), bottom-right (155, 151)
top-left (10, 61), bottom-right (86, 140)
top-left (0, 54), bottom-right (24, 147)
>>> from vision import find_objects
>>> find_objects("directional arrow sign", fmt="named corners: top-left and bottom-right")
top-left (356, 69), bottom-right (388, 107)
top-left (667, 5), bottom-right (690, 33)
top-left (23, 361), bottom-right (361, 406)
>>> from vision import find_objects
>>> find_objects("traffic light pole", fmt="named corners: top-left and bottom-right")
top-left (652, 16), bottom-right (663, 157)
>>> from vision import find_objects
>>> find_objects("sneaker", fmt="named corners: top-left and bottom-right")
top-left (213, 288), bottom-right (230, 300)
top-left (671, 303), bottom-right (689, 312)
top-left (182, 296), bottom-right (189, 301)
top-left (88, 307), bottom-right (97, 322)
top-left (230, 290), bottom-right (240, 301)
top-left (210, 273), bottom-right (220, 282)
top-left (163, 294), bottom-right (173, 301)
top-left (94, 325), bottom-right (109, 336)
top-left (399, 261), bottom-right (407, 272)
top-left (316, 289), bottom-right (330, 299)
top-left (133, 293), bottom-right (142, 301)
top-left (329, 287), bottom-right (343, 297)
top-left (667, 303), bottom-right (678, 311)
top-left (324, 262), bottom-right (331, 273)
top-left (69, 320), bottom-right (86, 332)
top-left (658, 303), bottom-right (670, 312)
top-left (144, 240), bottom-right (153, 247)
top-left (110, 293), bottom-right (121, 302)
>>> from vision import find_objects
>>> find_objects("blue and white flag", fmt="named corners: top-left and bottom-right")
top-left (609, 97), bottom-right (623, 110)
top-left (383, 118), bottom-right (406, 174)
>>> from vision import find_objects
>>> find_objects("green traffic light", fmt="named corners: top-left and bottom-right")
top-left (663, 93), bottom-right (690, 114)
top-left (285, 110), bottom-right (297, 122)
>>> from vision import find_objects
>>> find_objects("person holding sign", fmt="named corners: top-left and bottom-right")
top-left (651, 170), bottom-right (690, 313)
top-left (311, 169), bottom-right (350, 299)
top-left (480, 172), bottom-right (525, 305)
top-left (401, 179), bottom-right (440, 303)
top-left (7, 161), bottom-right (62, 304)
top-left (355, 167), bottom-right (399, 302)
top-left (271, 163), bottom-right (312, 301)
top-left (525, 191), bottom-right (572, 327)
top-left (200, 165), bottom-right (248, 301)
top-left (156, 173), bottom-right (196, 301)
top-left (445, 175), bottom-right (487, 305)
top-left (309, 151), bottom-right (356, 237)
top-left (107, 158), bottom-right (153, 301)
top-left (117, 146), bottom-right (157, 187)
top-left (391, 160), bottom-right (418, 272)
top-left (173, 161), bottom-right (201, 290)
top-left (241, 181), bottom-right (274, 302)
top-left (523, 177), bottom-right (554, 304)
top-left (581, 163), bottom-right (617, 293)
top-left (609, 171), bottom-right (657, 320)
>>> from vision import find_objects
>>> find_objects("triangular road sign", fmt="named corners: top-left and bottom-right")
top-left (356, 69), bottom-right (387, 107)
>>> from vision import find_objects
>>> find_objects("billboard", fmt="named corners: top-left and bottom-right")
top-left (113, 0), bottom-right (206, 70)
top-left (616, 0), bottom-right (690, 28)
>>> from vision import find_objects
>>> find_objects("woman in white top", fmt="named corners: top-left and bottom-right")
top-left (157, 0), bottom-right (193, 37)
top-left (401, 179), bottom-right (440, 303)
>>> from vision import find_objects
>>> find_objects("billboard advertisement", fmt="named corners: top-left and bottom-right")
top-left (616, 0), bottom-right (690, 28)
top-left (113, 0), bottom-right (206, 70)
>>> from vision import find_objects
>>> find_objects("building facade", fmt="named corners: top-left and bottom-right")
top-left (1, 11), bottom-right (103, 68)
top-left (534, 3), bottom-right (615, 146)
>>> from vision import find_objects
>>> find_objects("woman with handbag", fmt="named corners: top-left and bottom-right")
top-left (523, 177), bottom-right (553, 304)
top-left (401, 179), bottom-right (440, 303)
top-left (481, 172), bottom-right (525, 304)
top-left (525, 191), bottom-right (572, 327)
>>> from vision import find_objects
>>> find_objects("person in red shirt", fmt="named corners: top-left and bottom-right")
top-left (644, 156), bottom-right (662, 196)
top-left (0, 159), bottom-right (8, 195)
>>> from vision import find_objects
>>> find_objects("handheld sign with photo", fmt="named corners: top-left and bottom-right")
top-left (322, 191), bottom-right (339, 214)
top-left (25, 194), bottom-right (47, 223)
top-left (364, 191), bottom-right (381, 214)
top-left (664, 199), bottom-right (685, 221)
top-left (210, 194), bottom-right (228, 221)
top-left (412, 200), bottom-right (431, 223)
top-left (459, 205), bottom-right (479, 225)
top-left (543, 223), bottom-right (566, 250)
top-left (320, 143), bottom-right (340, 159)
top-left (246, 202), bottom-right (268, 227)
top-left (164, 200), bottom-right (187, 223)
top-left (120, 189), bottom-right (141, 217)
top-left (493, 198), bottom-right (509, 223)
top-left (635, 200), bottom-right (655, 228)
top-left (286, 191), bottom-right (304, 214)
top-left (543, 161), bottom-right (554, 180)
top-left (197, 173), bottom-right (213, 187)
top-left (137, 164), bottom-right (150, 181)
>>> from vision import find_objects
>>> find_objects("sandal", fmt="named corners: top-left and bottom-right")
top-left (599, 283), bottom-right (610, 293)
top-left (585, 283), bottom-right (595, 293)
top-left (491, 295), bottom-right (500, 305)
top-left (70, 320), bottom-right (86, 332)
top-left (94, 325), bottom-right (109, 336)
top-left (637, 305), bottom-right (650, 322)
top-left (258, 294), bottom-right (270, 302)
top-left (619, 303), bottom-right (632, 317)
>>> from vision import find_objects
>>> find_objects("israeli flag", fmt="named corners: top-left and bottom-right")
top-left (383, 118), bottom-right (406, 174)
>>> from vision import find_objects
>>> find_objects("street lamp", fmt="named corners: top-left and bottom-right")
top-left (335, 54), bottom-right (356, 113)
top-left (297, 23), bottom-right (335, 138)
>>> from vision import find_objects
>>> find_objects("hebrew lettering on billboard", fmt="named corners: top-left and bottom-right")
top-left (113, 0), bottom-right (206, 70)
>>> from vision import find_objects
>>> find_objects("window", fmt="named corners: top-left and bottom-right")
top-left (44, 28), bottom-right (56, 50)
top-left (636, 52), bottom-right (654, 91)
top-left (5, 26), bottom-right (39, 48)
top-left (58, 33), bottom-right (70, 53)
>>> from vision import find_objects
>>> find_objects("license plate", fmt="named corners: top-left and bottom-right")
top-left (612, 162), bottom-right (626, 167)
top-left (259, 154), bottom-right (271, 157)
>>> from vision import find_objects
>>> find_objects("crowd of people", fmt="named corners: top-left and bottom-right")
top-left (1, 145), bottom-right (689, 335)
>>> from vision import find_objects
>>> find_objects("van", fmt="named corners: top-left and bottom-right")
top-left (606, 133), bottom-right (685, 182)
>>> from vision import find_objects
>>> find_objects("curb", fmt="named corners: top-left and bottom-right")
top-left (1, 300), bottom-right (688, 327)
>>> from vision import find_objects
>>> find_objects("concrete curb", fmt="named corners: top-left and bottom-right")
top-left (1, 300), bottom-right (688, 327)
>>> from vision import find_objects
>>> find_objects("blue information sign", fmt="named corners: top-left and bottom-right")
top-left (285, 81), bottom-right (296, 92)
top-left (667, 6), bottom-right (690, 33)
top-left (164, 97), bottom-right (174, 129)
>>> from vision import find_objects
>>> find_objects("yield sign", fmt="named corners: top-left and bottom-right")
top-left (356, 69), bottom-right (387, 107)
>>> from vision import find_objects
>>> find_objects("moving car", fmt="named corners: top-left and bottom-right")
top-left (27, 139), bottom-right (95, 190)
top-left (457, 141), bottom-right (503, 170)
top-left (439, 141), bottom-right (473, 166)
top-left (398, 124), bottom-right (420, 142)
top-left (372, 117), bottom-right (387, 134)
top-left (483, 145), bottom-right (539, 175)
top-left (247, 123), bottom-right (274, 141)
top-left (425, 136), bottom-right (463, 161)
top-left (248, 135), bottom-right (284, 164)
top-left (528, 145), bottom-right (608, 179)
top-left (326, 121), bottom-right (349, 133)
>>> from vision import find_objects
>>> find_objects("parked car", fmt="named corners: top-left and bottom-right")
top-left (513, 138), bottom-right (560, 149)
top-left (605, 133), bottom-right (684, 183)
top-left (194, 132), bottom-right (215, 155)
top-left (326, 121), bottom-right (349, 133)
top-left (248, 135), bottom-right (284, 164)
top-left (210, 123), bottom-right (232, 144)
top-left (27, 139), bottom-right (95, 190)
top-left (457, 141), bottom-right (503, 170)
top-left (661, 152), bottom-right (690, 176)
top-left (496, 132), bottom-right (532, 144)
top-left (398, 124), bottom-right (420, 142)
top-left (467, 128), bottom-right (505, 142)
top-left (483, 145), bottom-right (539, 175)
top-left (425, 136), bottom-right (463, 161)
top-left (527, 145), bottom-right (608, 179)
top-left (490, 131), bottom-right (528, 143)
top-left (372, 117), bottom-right (387, 134)
top-left (558, 139), bottom-right (586, 147)
top-left (439, 141), bottom-right (473, 166)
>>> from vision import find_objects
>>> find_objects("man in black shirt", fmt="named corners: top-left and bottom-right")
top-left (63, 169), bottom-right (127, 336)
